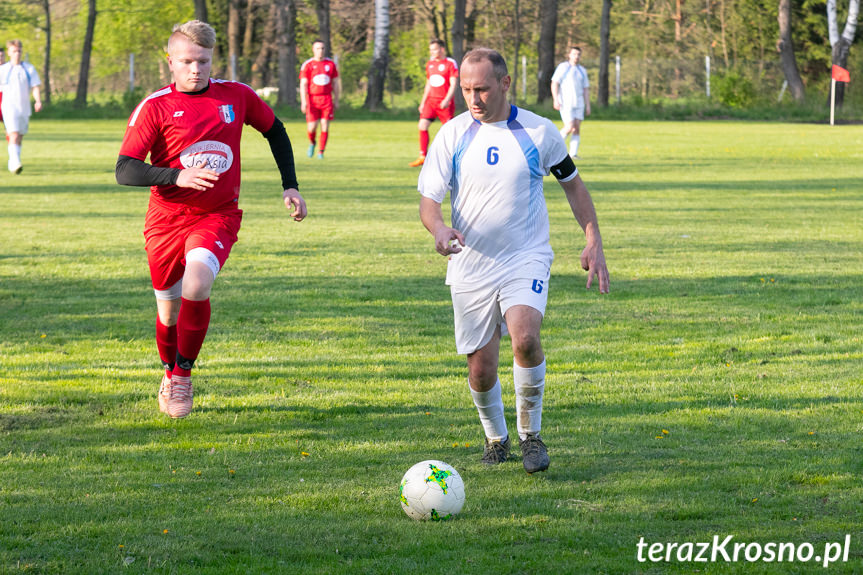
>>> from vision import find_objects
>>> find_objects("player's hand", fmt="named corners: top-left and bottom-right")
top-left (581, 239), bottom-right (609, 294)
top-left (34, 101), bottom-right (43, 113)
top-left (434, 226), bottom-right (465, 256)
top-left (585, 105), bottom-right (591, 117)
top-left (553, 99), bottom-right (561, 111)
top-left (283, 188), bottom-right (307, 222)
top-left (176, 164), bottom-right (219, 191)
top-left (439, 99), bottom-right (450, 109)
top-left (418, 104), bottom-right (424, 113)
top-left (301, 102), bottom-right (307, 114)
top-left (334, 100), bottom-right (340, 110)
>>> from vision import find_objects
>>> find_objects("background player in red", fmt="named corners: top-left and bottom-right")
top-left (115, 20), bottom-right (306, 418)
top-left (409, 39), bottom-right (459, 168)
top-left (299, 39), bottom-right (340, 159)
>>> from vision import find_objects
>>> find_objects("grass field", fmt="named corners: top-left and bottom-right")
top-left (2, 117), bottom-right (863, 574)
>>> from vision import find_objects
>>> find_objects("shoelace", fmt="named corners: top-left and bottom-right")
top-left (164, 380), bottom-right (192, 399)
top-left (522, 437), bottom-right (546, 456)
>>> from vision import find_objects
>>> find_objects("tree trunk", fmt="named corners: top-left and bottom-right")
top-left (276, 0), bottom-right (298, 107)
top-left (827, 0), bottom-right (859, 108)
top-left (452, 0), bottom-right (466, 109)
top-left (252, 1), bottom-right (278, 89)
top-left (242, 0), bottom-right (255, 81)
top-left (598, 0), bottom-right (611, 106)
top-left (228, 0), bottom-right (241, 81)
top-left (776, 0), bottom-right (805, 102)
top-left (536, 0), bottom-right (556, 104)
top-left (194, 0), bottom-right (208, 22)
top-left (41, 0), bottom-right (52, 104)
top-left (316, 0), bottom-right (332, 57)
top-left (510, 0), bottom-right (520, 104)
top-left (75, 0), bottom-right (96, 108)
top-left (365, 0), bottom-right (389, 110)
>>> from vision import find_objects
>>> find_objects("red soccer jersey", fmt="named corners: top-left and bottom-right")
top-left (300, 58), bottom-right (339, 97)
top-left (119, 80), bottom-right (274, 212)
top-left (425, 57), bottom-right (459, 102)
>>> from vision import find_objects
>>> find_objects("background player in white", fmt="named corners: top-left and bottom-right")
top-left (551, 46), bottom-right (590, 158)
top-left (419, 48), bottom-right (609, 473)
top-left (0, 39), bottom-right (42, 174)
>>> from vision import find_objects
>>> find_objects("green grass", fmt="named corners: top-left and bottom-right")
top-left (2, 118), bottom-right (863, 574)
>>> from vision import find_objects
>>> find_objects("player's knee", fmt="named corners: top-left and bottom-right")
top-left (183, 248), bottom-right (219, 298)
top-left (468, 367), bottom-right (498, 391)
top-left (512, 332), bottom-right (542, 363)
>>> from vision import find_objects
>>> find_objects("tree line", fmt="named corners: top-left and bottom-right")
top-left (0, 0), bottom-right (857, 110)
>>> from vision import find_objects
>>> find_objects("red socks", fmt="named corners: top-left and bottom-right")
top-left (420, 130), bottom-right (430, 156)
top-left (156, 317), bottom-right (177, 379)
top-left (307, 131), bottom-right (316, 145)
top-left (320, 131), bottom-right (329, 153)
top-left (174, 298), bottom-right (211, 378)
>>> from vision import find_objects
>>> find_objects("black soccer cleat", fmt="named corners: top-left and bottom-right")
top-left (519, 433), bottom-right (549, 474)
top-left (481, 436), bottom-right (511, 465)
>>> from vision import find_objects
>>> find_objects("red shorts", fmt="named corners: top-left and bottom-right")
top-left (420, 99), bottom-right (455, 123)
top-left (306, 94), bottom-right (335, 122)
top-left (144, 205), bottom-right (242, 291)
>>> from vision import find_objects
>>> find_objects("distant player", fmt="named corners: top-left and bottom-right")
top-left (299, 39), bottom-right (340, 159)
top-left (0, 40), bottom-right (42, 174)
top-left (419, 48), bottom-right (609, 474)
top-left (0, 48), bottom-right (5, 124)
top-left (409, 39), bottom-right (458, 168)
top-left (115, 20), bottom-right (307, 418)
top-left (551, 46), bottom-right (590, 158)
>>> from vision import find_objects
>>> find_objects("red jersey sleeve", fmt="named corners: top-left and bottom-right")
top-left (119, 93), bottom-right (165, 162)
top-left (240, 82), bottom-right (275, 133)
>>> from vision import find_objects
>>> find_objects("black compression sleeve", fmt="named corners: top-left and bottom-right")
top-left (115, 155), bottom-right (180, 187)
top-left (263, 117), bottom-right (299, 191)
top-left (549, 155), bottom-right (577, 181)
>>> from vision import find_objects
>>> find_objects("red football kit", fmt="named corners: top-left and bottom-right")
top-left (421, 57), bottom-right (459, 123)
top-left (300, 58), bottom-right (339, 122)
top-left (119, 79), bottom-right (275, 290)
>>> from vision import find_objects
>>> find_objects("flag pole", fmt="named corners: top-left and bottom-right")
top-left (830, 78), bottom-right (836, 126)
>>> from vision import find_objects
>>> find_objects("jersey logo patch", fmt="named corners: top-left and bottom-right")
top-left (180, 140), bottom-right (234, 174)
top-left (173, 111), bottom-right (184, 117)
top-left (219, 104), bottom-right (235, 124)
top-left (312, 73), bottom-right (332, 86)
top-left (429, 74), bottom-right (446, 88)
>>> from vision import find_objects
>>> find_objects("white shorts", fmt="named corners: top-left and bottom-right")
top-left (450, 273), bottom-right (550, 355)
top-left (560, 107), bottom-right (585, 124)
top-left (3, 113), bottom-right (29, 135)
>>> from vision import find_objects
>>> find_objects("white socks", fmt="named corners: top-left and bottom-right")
top-left (514, 359), bottom-right (546, 440)
top-left (569, 135), bottom-right (580, 157)
top-left (470, 378), bottom-right (508, 442)
top-left (8, 144), bottom-right (21, 171)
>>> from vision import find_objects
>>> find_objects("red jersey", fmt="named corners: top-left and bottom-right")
top-left (119, 79), bottom-right (274, 212)
top-left (299, 58), bottom-right (339, 97)
top-left (425, 57), bottom-right (459, 101)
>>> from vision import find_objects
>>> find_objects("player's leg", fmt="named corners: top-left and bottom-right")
top-left (501, 277), bottom-right (550, 473)
top-left (410, 117), bottom-right (433, 167)
top-left (318, 117), bottom-right (330, 158)
top-left (454, 284), bottom-right (511, 463)
top-left (6, 115), bottom-right (24, 174)
top-left (570, 112), bottom-right (584, 158)
top-left (306, 114), bottom-right (319, 157)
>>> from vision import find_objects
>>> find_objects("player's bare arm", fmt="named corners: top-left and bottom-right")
top-left (560, 174), bottom-right (609, 293)
top-left (440, 76), bottom-right (457, 108)
top-left (551, 81), bottom-right (561, 110)
top-left (584, 88), bottom-right (591, 116)
top-left (33, 86), bottom-right (42, 113)
top-left (283, 188), bottom-right (307, 222)
top-left (420, 196), bottom-right (464, 256)
top-left (300, 78), bottom-right (308, 113)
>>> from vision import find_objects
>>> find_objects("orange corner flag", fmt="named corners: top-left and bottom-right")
top-left (832, 65), bottom-right (850, 83)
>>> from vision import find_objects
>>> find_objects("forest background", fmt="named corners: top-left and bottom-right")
top-left (0, 0), bottom-right (859, 121)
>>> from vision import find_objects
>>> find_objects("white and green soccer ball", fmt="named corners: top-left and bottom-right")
top-left (399, 460), bottom-right (465, 521)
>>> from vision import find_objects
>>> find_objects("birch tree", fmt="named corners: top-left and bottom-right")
top-left (365, 0), bottom-right (389, 110)
top-left (827, 0), bottom-right (859, 107)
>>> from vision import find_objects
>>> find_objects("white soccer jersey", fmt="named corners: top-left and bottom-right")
top-left (0, 62), bottom-right (40, 117)
top-left (551, 62), bottom-right (589, 109)
top-left (418, 105), bottom-right (575, 287)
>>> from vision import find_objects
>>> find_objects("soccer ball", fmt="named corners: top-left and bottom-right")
top-left (399, 460), bottom-right (465, 521)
